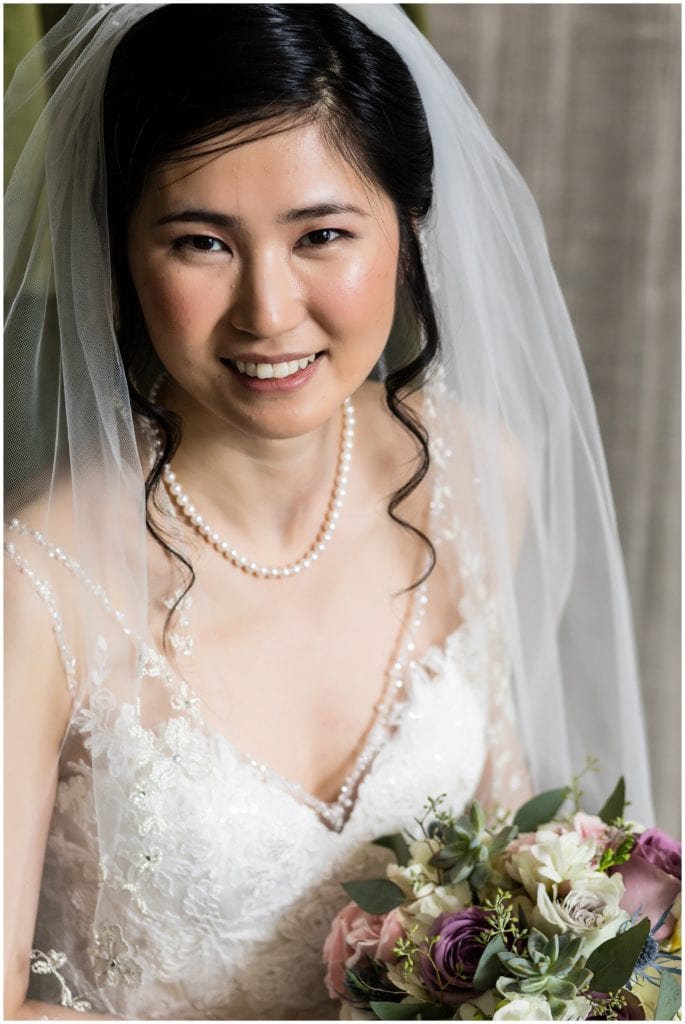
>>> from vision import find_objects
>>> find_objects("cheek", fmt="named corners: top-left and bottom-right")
top-left (316, 249), bottom-right (398, 339)
top-left (132, 265), bottom-right (216, 340)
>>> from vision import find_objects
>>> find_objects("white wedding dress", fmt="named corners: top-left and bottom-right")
top-left (6, 398), bottom-right (527, 1021)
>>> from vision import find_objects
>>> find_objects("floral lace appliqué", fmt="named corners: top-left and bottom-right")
top-left (29, 949), bottom-right (92, 1012)
top-left (92, 924), bottom-right (143, 988)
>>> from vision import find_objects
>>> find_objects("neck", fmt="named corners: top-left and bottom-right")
top-left (154, 383), bottom-right (353, 570)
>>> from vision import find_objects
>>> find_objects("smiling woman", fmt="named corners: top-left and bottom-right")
top-left (126, 122), bottom-right (400, 441)
top-left (4, 4), bottom-right (656, 1021)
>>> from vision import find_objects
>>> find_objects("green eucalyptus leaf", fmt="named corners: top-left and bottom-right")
top-left (585, 918), bottom-right (650, 992)
top-left (370, 1000), bottom-right (448, 1020)
top-left (342, 879), bottom-right (406, 915)
top-left (473, 935), bottom-right (507, 991)
top-left (512, 788), bottom-right (570, 832)
top-left (598, 777), bottom-right (626, 824)
top-left (655, 970), bottom-right (682, 1021)
top-left (373, 833), bottom-right (412, 868)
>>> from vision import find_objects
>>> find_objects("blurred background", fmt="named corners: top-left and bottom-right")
top-left (421, 4), bottom-right (681, 835)
top-left (5, 4), bottom-right (681, 834)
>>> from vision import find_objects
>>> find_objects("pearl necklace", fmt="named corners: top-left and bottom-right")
top-left (159, 397), bottom-right (355, 579)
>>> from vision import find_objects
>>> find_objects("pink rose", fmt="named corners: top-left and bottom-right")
top-left (323, 903), bottom-right (403, 1000)
top-left (614, 828), bottom-right (681, 941)
top-left (574, 813), bottom-right (609, 843)
top-left (376, 909), bottom-right (405, 963)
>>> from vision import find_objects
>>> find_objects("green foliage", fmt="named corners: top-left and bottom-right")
top-left (512, 788), bottom-right (570, 833)
top-left (345, 967), bottom-right (404, 1005)
top-left (655, 969), bottom-right (682, 1021)
top-left (598, 777), bottom-right (626, 824)
top-left (585, 918), bottom-right (650, 992)
top-left (497, 929), bottom-right (592, 1018)
top-left (342, 879), bottom-right (406, 915)
top-left (370, 1000), bottom-right (452, 1020)
top-left (598, 831), bottom-right (636, 872)
top-left (394, 929), bottom-right (440, 981)
top-left (585, 991), bottom-right (630, 1020)
top-left (472, 936), bottom-right (507, 992)
top-left (425, 798), bottom-right (513, 890)
top-left (567, 756), bottom-right (599, 814)
top-left (418, 794), bottom-right (459, 844)
top-left (479, 890), bottom-right (528, 946)
top-left (373, 833), bottom-right (412, 868)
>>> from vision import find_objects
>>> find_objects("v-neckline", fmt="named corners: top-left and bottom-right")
top-left (153, 458), bottom-right (445, 833)
top-left (140, 386), bottom-right (480, 833)
top-left (155, 555), bottom-right (433, 834)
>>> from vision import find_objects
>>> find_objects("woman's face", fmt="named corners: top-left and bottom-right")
top-left (127, 121), bottom-right (400, 440)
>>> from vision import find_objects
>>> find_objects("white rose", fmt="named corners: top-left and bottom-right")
top-left (534, 873), bottom-right (630, 953)
top-left (457, 991), bottom-right (498, 1020)
top-left (408, 837), bottom-right (442, 867)
top-left (493, 995), bottom-right (553, 1020)
top-left (558, 996), bottom-right (592, 1020)
top-left (387, 860), bottom-right (439, 898)
top-left (405, 881), bottom-right (471, 925)
top-left (511, 831), bottom-right (597, 899)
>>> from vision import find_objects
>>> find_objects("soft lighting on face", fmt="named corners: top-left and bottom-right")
top-left (127, 121), bottom-right (400, 441)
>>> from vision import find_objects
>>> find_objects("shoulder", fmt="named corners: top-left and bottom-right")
top-left (5, 470), bottom-right (102, 704)
top-left (356, 377), bottom-right (528, 563)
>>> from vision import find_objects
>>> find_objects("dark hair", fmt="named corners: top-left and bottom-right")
top-left (103, 4), bottom-right (440, 630)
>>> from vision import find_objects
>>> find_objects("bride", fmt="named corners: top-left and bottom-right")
top-left (4, 4), bottom-right (653, 1020)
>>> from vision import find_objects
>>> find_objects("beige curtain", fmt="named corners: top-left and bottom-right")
top-left (426, 3), bottom-right (681, 834)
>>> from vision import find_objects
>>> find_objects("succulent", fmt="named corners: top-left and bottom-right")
top-left (427, 801), bottom-right (518, 890)
top-left (496, 928), bottom-right (593, 1018)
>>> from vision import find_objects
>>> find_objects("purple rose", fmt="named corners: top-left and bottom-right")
top-left (614, 828), bottom-right (681, 941)
top-left (418, 907), bottom-right (491, 1006)
top-left (634, 828), bottom-right (681, 880)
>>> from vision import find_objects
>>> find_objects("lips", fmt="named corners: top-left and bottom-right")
top-left (221, 351), bottom-right (323, 392)
top-left (229, 353), bottom-right (317, 380)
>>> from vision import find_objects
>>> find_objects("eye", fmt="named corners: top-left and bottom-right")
top-left (174, 235), bottom-right (229, 254)
top-left (297, 228), bottom-right (350, 248)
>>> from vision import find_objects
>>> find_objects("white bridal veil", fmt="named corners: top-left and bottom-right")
top-left (5, 0), bottom-right (654, 996)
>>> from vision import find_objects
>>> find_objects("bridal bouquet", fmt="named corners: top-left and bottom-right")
top-left (323, 772), bottom-right (681, 1020)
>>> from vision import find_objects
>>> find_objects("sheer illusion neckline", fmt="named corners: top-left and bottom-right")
top-left (209, 614), bottom-right (475, 834)
top-left (154, 461), bottom-right (468, 834)
top-left (7, 400), bottom-right (485, 834)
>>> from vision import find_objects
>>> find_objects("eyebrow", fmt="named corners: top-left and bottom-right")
top-left (154, 202), bottom-right (369, 229)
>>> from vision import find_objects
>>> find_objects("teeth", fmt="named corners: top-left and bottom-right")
top-left (233, 354), bottom-right (317, 379)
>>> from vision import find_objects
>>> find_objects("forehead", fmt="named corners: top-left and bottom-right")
top-left (142, 121), bottom-right (388, 219)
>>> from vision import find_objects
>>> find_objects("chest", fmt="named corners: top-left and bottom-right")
top-left (156, 533), bottom-right (429, 801)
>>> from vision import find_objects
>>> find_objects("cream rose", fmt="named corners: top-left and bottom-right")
top-left (493, 995), bottom-right (553, 1020)
top-left (404, 880), bottom-right (471, 926)
top-left (534, 873), bottom-right (630, 955)
top-left (510, 830), bottom-right (597, 898)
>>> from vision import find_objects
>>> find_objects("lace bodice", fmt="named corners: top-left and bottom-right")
top-left (6, 394), bottom-right (528, 1020)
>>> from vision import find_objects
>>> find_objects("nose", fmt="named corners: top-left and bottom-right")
top-left (229, 250), bottom-right (304, 339)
